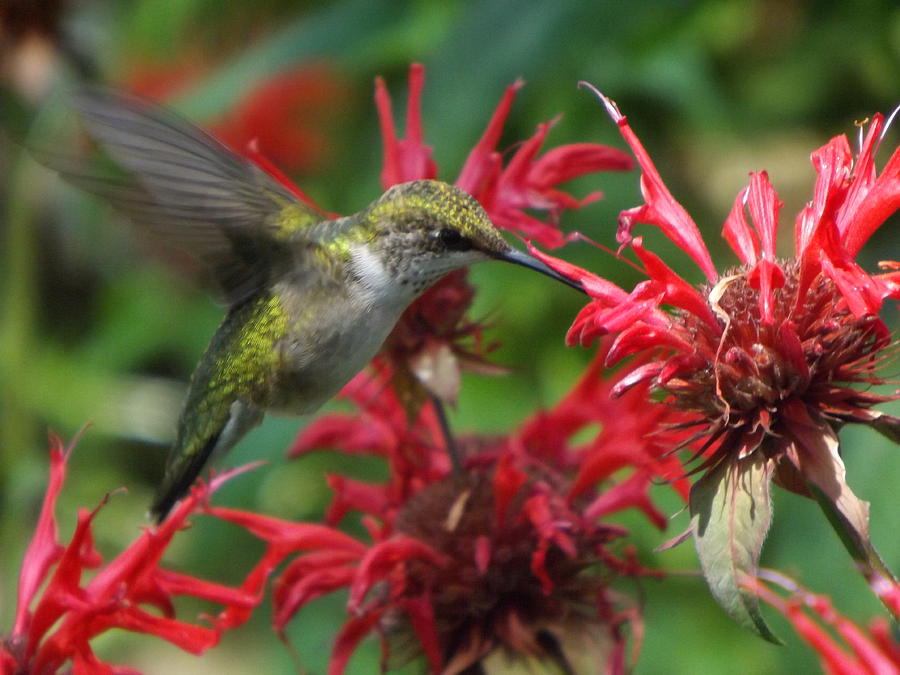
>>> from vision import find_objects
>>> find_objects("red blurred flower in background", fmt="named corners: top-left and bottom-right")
top-left (127, 62), bottom-right (348, 176)
top-left (212, 62), bottom-right (349, 174)
top-left (217, 341), bottom-right (685, 674)
top-left (0, 435), bottom-right (265, 674)
top-left (532, 87), bottom-right (900, 639)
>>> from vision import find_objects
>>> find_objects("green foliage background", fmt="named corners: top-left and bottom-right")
top-left (1, 1), bottom-right (898, 672)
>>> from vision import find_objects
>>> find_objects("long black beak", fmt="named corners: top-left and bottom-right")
top-left (496, 248), bottom-right (585, 293)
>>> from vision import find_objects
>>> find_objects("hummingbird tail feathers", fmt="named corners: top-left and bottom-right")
top-left (150, 430), bottom-right (222, 523)
top-left (150, 401), bottom-right (263, 523)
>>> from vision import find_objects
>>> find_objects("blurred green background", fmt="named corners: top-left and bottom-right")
top-left (1, 0), bottom-right (898, 672)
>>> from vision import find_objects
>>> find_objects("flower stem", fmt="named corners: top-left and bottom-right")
top-left (809, 482), bottom-right (898, 618)
top-left (428, 393), bottom-right (461, 475)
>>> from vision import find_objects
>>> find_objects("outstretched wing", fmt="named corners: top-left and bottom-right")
top-left (41, 88), bottom-right (326, 305)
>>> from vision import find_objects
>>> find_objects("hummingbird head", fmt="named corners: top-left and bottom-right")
top-left (362, 180), bottom-right (583, 296)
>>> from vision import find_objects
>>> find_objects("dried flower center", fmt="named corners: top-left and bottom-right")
top-left (668, 262), bottom-right (888, 427)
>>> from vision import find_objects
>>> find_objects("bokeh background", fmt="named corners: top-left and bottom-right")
top-left (1, 0), bottom-right (898, 672)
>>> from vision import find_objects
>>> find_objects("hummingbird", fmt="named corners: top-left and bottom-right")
top-left (47, 89), bottom-right (583, 522)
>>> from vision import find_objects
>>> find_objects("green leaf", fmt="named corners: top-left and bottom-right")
top-left (690, 454), bottom-right (781, 643)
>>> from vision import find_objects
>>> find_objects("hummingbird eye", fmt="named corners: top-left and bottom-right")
top-left (437, 227), bottom-right (472, 252)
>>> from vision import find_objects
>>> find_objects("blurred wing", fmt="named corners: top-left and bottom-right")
top-left (42, 88), bottom-right (325, 305)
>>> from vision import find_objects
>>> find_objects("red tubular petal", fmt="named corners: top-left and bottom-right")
top-left (405, 64), bottom-right (426, 145)
top-left (28, 506), bottom-right (109, 650)
top-left (842, 144), bottom-right (900, 258)
top-left (493, 451), bottom-right (528, 523)
top-left (584, 88), bottom-right (716, 281)
top-left (631, 238), bottom-right (719, 328)
top-left (328, 609), bottom-right (385, 675)
top-left (155, 569), bottom-right (258, 608)
top-left (275, 550), bottom-right (361, 596)
top-left (747, 259), bottom-right (786, 325)
top-left (795, 134), bottom-right (852, 255)
top-left (583, 471), bottom-right (667, 529)
top-left (500, 120), bottom-right (552, 197)
top-left (524, 494), bottom-right (576, 559)
top-left (12, 435), bottom-right (69, 638)
top-left (777, 320), bottom-right (809, 383)
top-left (722, 186), bottom-right (759, 264)
top-left (398, 63), bottom-right (438, 182)
top-left (529, 143), bottom-right (634, 187)
top-left (374, 75), bottom-right (399, 188)
top-left (490, 207), bottom-right (569, 248)
top-left (744, 173), bottom-right (784, 324)
top-left (746, 172), bottom-right (781, 264)
top-left (400, 594), bottom-right (442, 674)
top-left (474, 536), bottom-right (491, 575)
top-left (274, 566), bottom-right (357, 632)
top-left (214, 547), bottom-right (287, 632)
top-left (206, 507), bottom-right (367, 554)
top-left (289, 414), bottom-right (394, 457)
top-left (606, 323), bottom-right (694, 366)
top-left (324, 475), bottom-right (390, 526)
top-left (373, 67), bottom-right (438, 186)
top-left (526, 243), bottom-right (629, 302)
top-left (832, 615), bottom-right (899, 673)
top-left (820, 256), bottom-right (885, 317)
top-left (456, 79), bottom-right (522, 195)
top-left (609, 361), bottom-right (664, 398)
top-left (91, 607), bottom-right (220, 655)
top-left (785, 604), bottom-right (862, 674)
top-left (348, 537), bottom-right (446, 611)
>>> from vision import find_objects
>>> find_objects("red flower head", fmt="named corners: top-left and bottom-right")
top-left (369, 64), bottom-right (633, 409)
top-left (232, 341), bottom-right (686, 674)
top-left (532, 88), bottom-right (900, 639)
top-left (1, 434), bottom-right (267, 674)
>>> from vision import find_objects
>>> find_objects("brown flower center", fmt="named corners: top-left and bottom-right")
top-left (666, 263), bottom-right (888, 431)
top-left (394, 472), bottom-right (609, 667)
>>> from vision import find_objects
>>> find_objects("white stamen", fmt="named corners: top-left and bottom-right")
top-left (578, 81), bottom-right (623, 122)
top-left (880, 102), bottom-right (900, 143)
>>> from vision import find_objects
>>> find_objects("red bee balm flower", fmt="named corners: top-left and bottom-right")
top-left (250, 344), bottom-right (685, 674)
top-left (1, 435), bottom-right (266, 674)
top-left (531, 87), bottom-right (900, 640)
top-left (368, 64), bottom-right (632, 409)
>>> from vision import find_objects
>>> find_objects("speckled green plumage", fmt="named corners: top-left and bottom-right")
top-left (160, 294), bottom-right (286, 506)
top-left (181, 295), bottom-right (286, 441)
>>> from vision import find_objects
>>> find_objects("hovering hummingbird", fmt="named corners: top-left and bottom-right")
top-left (48, 90), bottom-right (583, 522)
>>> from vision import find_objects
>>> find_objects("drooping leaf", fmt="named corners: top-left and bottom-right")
top-left (690, 454), bottom-right (781, 643)
top-left (787, 419), bottom-right (898, 596)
